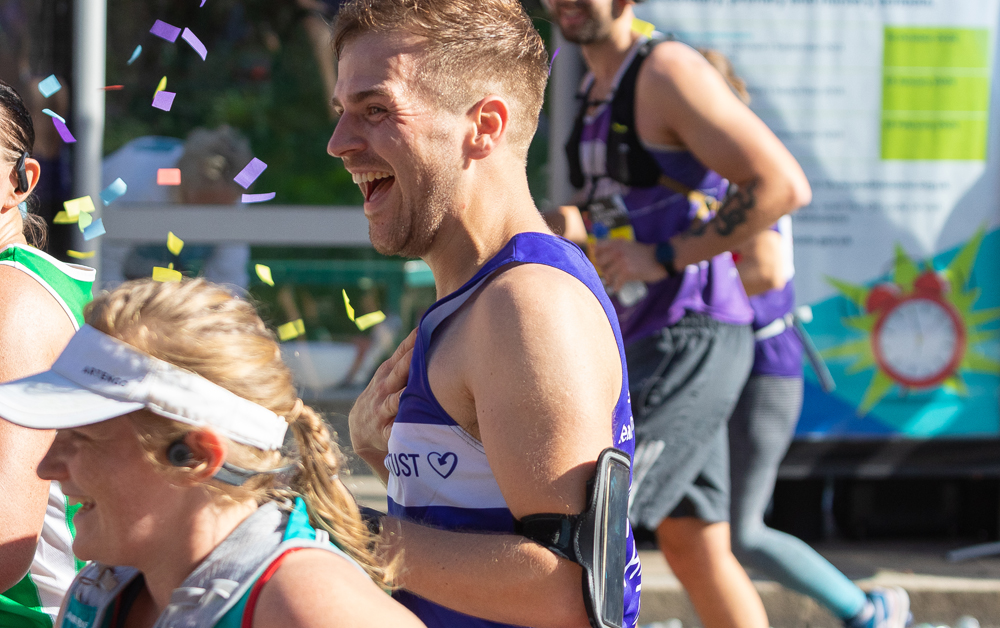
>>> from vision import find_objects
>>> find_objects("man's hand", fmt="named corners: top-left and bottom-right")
top-left (348, 329), bottom-right (416, 482)
top-left (593, 239), bottom-right (668, 291)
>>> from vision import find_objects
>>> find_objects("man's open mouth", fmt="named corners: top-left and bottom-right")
top-left (352, 171), bottom-right (395, 202)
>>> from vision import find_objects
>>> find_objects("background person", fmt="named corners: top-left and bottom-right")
top-left (101, 126), bottom-right (253, 292)
top-left (0, 278), bottom-right (425, 628)
top-left (330, 0), bottom-right (641, 625)
top-left (730, 219), bottom-right (911, 628)
top-left (547, 0), bottom-right (811, 627)
top-left (0, 78), bottom-right (95, 628)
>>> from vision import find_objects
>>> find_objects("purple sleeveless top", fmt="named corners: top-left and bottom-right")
top-left (748, 217), bottom-right (802, 377)
top-left (387, 232), bottom-right (641, 628)
top-left (578, 40), bottom-right (753, 345)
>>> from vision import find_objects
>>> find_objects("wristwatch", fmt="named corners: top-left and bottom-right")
top-left (655, 241), bottom-right (681, 277)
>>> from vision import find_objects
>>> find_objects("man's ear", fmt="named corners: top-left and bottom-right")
top-left (3, 157), bottom-right (40, 211)
top-left (183, 429), bottom-right (228, 483)
top-left (467, 95), bottom-right (510, 161)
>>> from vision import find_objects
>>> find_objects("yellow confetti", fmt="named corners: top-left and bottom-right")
top-left (53, 211), bottom-right (75, 224)
top-left (342, 289), bottom-right (355, 321)
top-left (152, 266), bottom-right (182, 282)
top-left (63, 196), bottom-right (96, 219)
top-left (255, 264), bottom-right (275, 286)
top-left (168, 262), bottom-right (174, 270)
top-left (66, 250), bottom-right (95, 259)
top-left (355, 311), bottom-right (386, 331)
top-left (77, 212), bottom-right (93, 232)
top-left (277, 319), bottom-right (305, 341)
top-left (167, 231), bottom-right (184, 256)
top-left (631, 18), bottom-right (655, 38)
top-left (155, 76), bottom-right (167, 93)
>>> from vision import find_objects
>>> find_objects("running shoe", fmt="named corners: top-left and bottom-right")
top-left (845, 587), bottom-right (912, 628)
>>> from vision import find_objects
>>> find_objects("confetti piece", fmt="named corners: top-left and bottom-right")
top-left (41, 108), bottom-right (65, 123)
top-left (157, 168), bottom-right (181, 186)
top-left (355, 311), bottom-right (387, 331)
top-left (38, 75), bottom-right (61, 98)
top-left (277, 319), bottom-right (306, 341)
top-left (52, 118), bottom-right (76, 143)
top-left (255, 264), bottom-right (275, 286)
top-left (67, 250), bottom-right (95, 259)
top-left (127, 45), bottom-right (142, 65)
top-left (17, 202), bottom-right (26, 218)
top-left (242, 192), bottom-right (276, 203)
top-left (152, 90), bottom-right (176, 112)
top-left (201, 0), bottom-right (207, 6)
top-left (100, 85), bottom-right (124, 91)
top-left (152, 266), bottom-right (183, 282)
top-left (549, 47), bottom-right (561, 76)
top-left (234, 158), bottom-right (267, 189)
top-left (167, 231), bottom-right (184, 256)
top-left (100, 178), bottom-right (128, 206)
top-left (83, 218), bottom-right (106, 241)
top-left (181, 28), bottom-right (208, 61)
top-left (631, 18), bottom-right (655, 38)
top-left (150, 20), bottom-right (182, 43)
top-left (63, 196), bottom-right (96, 219)
top-left (343, 289), bottom-right (355, 321)
top-left (53, 211), bottom-right (74, 224)
top-left (77, 212), bottom-right (93, 232)
top-left (155, 76), bottom-right (167, 93)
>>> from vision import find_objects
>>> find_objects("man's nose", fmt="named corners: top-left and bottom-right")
top-left (328, 114), bottom-right (365, 159)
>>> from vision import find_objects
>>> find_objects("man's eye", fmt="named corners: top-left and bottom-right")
top-left (367, 106), bottom-right (385, 115)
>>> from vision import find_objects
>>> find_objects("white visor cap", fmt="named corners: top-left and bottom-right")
top-left (0, 325), bottom-right (288, 450)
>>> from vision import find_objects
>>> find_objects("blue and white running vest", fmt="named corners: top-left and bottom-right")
top-left (386, 232), bottom-right (642, 628)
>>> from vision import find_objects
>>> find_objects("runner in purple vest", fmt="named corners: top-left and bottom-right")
top-left (331, 0), bottom-right (640, 626)
top-left (545, 0), bottom-right (811, 626)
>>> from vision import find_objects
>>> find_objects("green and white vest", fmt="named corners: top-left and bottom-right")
top-left (0, 244), bottom-right (95, 628)
top-left (59, 499), bottom-right (366, 628)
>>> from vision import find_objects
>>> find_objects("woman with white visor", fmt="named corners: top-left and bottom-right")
top-left (0, 278), bottom-right (424, 628)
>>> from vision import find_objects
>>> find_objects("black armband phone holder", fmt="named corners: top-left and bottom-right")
top-left (514, 447), bottom-right (632, 628)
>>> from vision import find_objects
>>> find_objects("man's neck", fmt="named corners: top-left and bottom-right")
top-left (422, 166), bottom-right (549, 298)
top-left (580, 15), bottom-right (640, 84)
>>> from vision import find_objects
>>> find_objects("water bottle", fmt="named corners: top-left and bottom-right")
top-left (591, 222), bottom-right (648, 307)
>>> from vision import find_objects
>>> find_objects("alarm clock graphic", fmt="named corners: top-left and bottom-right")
top-left (866, 270), bottom-right (966, 389)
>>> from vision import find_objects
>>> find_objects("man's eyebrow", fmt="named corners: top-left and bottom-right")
top-left (332, 87), bottom-right (394, 110)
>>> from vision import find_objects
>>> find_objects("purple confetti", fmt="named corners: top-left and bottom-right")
top-left (83, 218), bottom-right (106, 241)
top-left (549, 47), bottom-right (561, 76)
top-left (242, 192), bottom-right (276, 203)
top-left (52, 118), bottom-right (76, 144)
top-left (181, 28), bottom-right (208, 61)
top-left (150, 20), bottom-right (182, 43)
top-left (234, 158), bottom-right (267, 189)
top-left (152, 91), bottom-right (176, 111)
top-left (201, 0), bottom-right (207, 5)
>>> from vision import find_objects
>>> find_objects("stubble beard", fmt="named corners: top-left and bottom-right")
top-left (559, 10), bottom-right (610, 45)
top-left (369, 168), bottom-right (450, 259)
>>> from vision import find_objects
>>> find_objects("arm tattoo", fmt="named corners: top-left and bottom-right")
top-left (681, 177), bottom-right (760, 239)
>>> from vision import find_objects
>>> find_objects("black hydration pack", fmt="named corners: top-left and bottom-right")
top-left (565, 36), bottom-right (667, 190)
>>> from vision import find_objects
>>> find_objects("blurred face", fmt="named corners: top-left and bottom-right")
top-left (36, 415), bottom-right (185, 565)
top-left (550, 0), bottom-right (619, 45)
top-left (328, 32), bottom-right (464, 258)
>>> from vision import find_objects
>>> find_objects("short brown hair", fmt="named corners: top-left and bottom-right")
top-left (333, 0), bottom-right (549, 159)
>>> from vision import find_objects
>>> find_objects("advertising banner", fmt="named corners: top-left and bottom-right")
top-left (636, 0), bottom-right (1000, 438)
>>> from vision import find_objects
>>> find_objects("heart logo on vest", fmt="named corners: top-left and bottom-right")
top-left (427, 451), bottom-right (458, 479)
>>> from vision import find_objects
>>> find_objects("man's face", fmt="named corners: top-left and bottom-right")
top-left (328, 32), bottom-right (464, 258)
top-left (550, 0), bottom-right (617, 45)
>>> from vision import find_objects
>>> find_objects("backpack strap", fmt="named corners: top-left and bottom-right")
top-left (239, 547), bottom-right (309, 628)
top-left (565, 79), bottom-right (596, 190)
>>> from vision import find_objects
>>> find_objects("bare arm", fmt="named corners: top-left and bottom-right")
top-left (543, 205), bottom-right (588, 245)
top-left (253, 549), bottom-right (426, 628)
top-left (734, 229), bottom-right (787, 297)
top-left (0, 268), bottom-right (75, 591)
top-left (381, 265), bottom-right (621, 628)
top-left (635, 42), bottom-right (811, 268)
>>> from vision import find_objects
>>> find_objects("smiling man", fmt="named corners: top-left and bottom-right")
top-left (328, 0), bottom-right (640, 626)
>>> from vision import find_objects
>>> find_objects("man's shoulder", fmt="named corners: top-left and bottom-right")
top-left (638, 40), bottom-right (712, 92)
top-left (476, 261), bottom-right (602, 323)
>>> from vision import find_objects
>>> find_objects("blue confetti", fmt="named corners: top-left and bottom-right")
top-left (83, 218), bottom-right (106, 241)
top-left (100, 178), bottom-right (128, 206)
top-left (17, 202), bottom-right (27, 219)
top-left (127, 45), bottom-right (142, 66)
top-left (38, 75), bottom-right (61, 98)
top-left (41, 109), bottom-right (65, 123)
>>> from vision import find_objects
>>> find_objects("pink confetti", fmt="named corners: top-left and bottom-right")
top-left (52, 118), bottom-right (76, 143)
top-left (242, 192), bottom-right (276, 203)
top-left (150, 20), bottom-right (181, 43)
top-left (181, 28), bottom-right (208, 61)
top-left (152, 91), bottom-right (176, 111)
top-left (234, 158), bottom-right (267, 189)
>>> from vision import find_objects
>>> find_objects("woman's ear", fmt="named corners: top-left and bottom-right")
top-left (183, 429), bottom-right (228, 483)
top-left (4, 156), bottom-right (40, 211)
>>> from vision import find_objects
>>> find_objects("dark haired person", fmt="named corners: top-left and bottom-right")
top-left (546, 0), bottom-right (813, 626)
top-left (330, 0), bottom-right (641, 626)
top-left (0, 78), bottom-right (95, 628)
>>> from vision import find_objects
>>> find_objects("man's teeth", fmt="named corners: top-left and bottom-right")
top-left (351, 171), bottom-right (393, 184)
